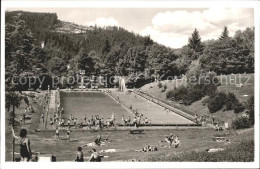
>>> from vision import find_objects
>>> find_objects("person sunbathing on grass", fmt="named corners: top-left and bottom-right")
top-left (89, 148), bottom-right (102, 162)
top-left (165, 133), bottom-right (174, 148)
top-left (172, 136), bottom-right (180, 148)
top-left (94, 134), bottom-right (102, 146)
top-left (135, 145), bottom-right (158, 152)
top-left (82, 134), bottom-right (106, 147)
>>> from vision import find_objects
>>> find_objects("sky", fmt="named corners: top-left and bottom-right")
top-left (7, 8), bottom-right (254, 49)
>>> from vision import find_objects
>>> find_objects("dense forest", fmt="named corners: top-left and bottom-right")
top-left (5, 11), bottom-right (255, 90)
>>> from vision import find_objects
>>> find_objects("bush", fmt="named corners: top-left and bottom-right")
top-left (157, 81), bottom-right (163, 88)
top-left (233, 103), bottom-right (245, 114)
top-left (225, 92), bottom-right (244, 113)
top-left (172, 85), bottom-right (188, 101)
top-left (232, 117), bottom-right (251, 129)
top-left (166, 90), bottom-right (175, 99)
top-left (245, 96), bottom-right (254, 125)
top-left (225, 93), bottom-right (236, 110)
top-left (163, 84), bottom-right (167, 90)
top-left (202, 96), bottom-right (209, 106)
top-left (207, 92), bottom-right (226, 113)
top-left (203, 83), bottom-right (218, 96)
top-left (186, 87), bottom-right (203, 104)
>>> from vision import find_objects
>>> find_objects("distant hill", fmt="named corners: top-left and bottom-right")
top-left (5, 11), bottom-right (254, 89)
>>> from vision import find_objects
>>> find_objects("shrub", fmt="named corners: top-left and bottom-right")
top-left (233, 102), bottom-right (245, 114)
top-left (203, 83), bottom-right (217, 96)
top-left (202, 96), bottom-right (209, 106)
top-left (157, 81), bottom-right (163, 88)
top-left (166, 90), bottom-right (175, 99)
top-left (245, 96), bottom-right (254, 125)
top-left (172, 85), bottom-right (188, 101)
top-left (163, 84), bottom-right (167, 90)
top-left (232, 117), bottom-right (251, 129)
top-left (207, 92), bottom-right (226, 113)
top-left (186, 87), bottom-right (203, 104)
top-left (225, 92), bottom-right (244, 113)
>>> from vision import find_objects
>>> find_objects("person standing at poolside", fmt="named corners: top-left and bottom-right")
top-left (41, 113), bottom-right (44, 123)
top-left (67, 127), bottom-right (71, 139)
top-left (122, 115), bottom-right (125, 126)
top-left (84, 114), bottom-right (87, 123)
top-left (74, 118), bottom-right (77, 126)
top-left (101, 118), bottom-right (104, 128)
top-left (111, 113), bottom-right (115, 125)
top-left (12, 128), bottom-right (32, 162)
top-left (61, 118), bottom-right (65, 126)
top-left (50, 118), bottom-right (54, 126)
top-left (55, 127), bottom-right (59, 139)
top-left (133, 117), bottom-right (138, 127)
top-left (128, 116), bottom-right (131, 127)
top-left (68, 119), bottom-right (71, 127)
top-left (212, 115), bottom-right (215, 125)
top-left (194, 113), bottom-right (198, 123)
top-left (145, 117), bottom-right (149, 125)
top-left (20, 115), bottom-right (23, 124)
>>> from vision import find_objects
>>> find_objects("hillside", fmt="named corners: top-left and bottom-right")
top-left (5, 11), bottom-right (181, 79)
top-left (5, 11), bottom-right (254, 91)
top-left (141, 74), bottom-right (254, 124)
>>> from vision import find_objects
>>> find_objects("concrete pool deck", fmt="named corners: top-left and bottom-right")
top-left (41, 89), bottom-right (201, 131)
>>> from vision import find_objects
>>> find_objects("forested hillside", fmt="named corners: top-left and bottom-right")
top-left (5, 11), bottom-right (254, 89)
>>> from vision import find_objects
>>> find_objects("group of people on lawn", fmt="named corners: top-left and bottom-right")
top-left (11, 127), bottom-right (103, 162)
top-left (12, 126), bottom-right (180, 162)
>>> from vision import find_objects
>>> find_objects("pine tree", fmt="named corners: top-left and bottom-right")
top-left (102, 38), bottom-right (111, 54)
top-left (219, 26), bottom-right (229, 40)
top-left (188, 28), bottom-right (204, 53)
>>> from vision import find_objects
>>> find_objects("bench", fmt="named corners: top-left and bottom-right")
top-left (129, 129), bottom-right (144, 134)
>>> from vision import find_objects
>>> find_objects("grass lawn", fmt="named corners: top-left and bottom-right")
top-left (5, 127), bottom-right (254, 162)
top-left (144, 139), bottom-right (254, 162)
top-left (5, 89), bottom-right (255, 162)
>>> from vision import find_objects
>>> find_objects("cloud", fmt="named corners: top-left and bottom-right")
top-left (85, 17), bottom-right (119, 27)
top-left (141, 8), bottom-right (254, 48)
